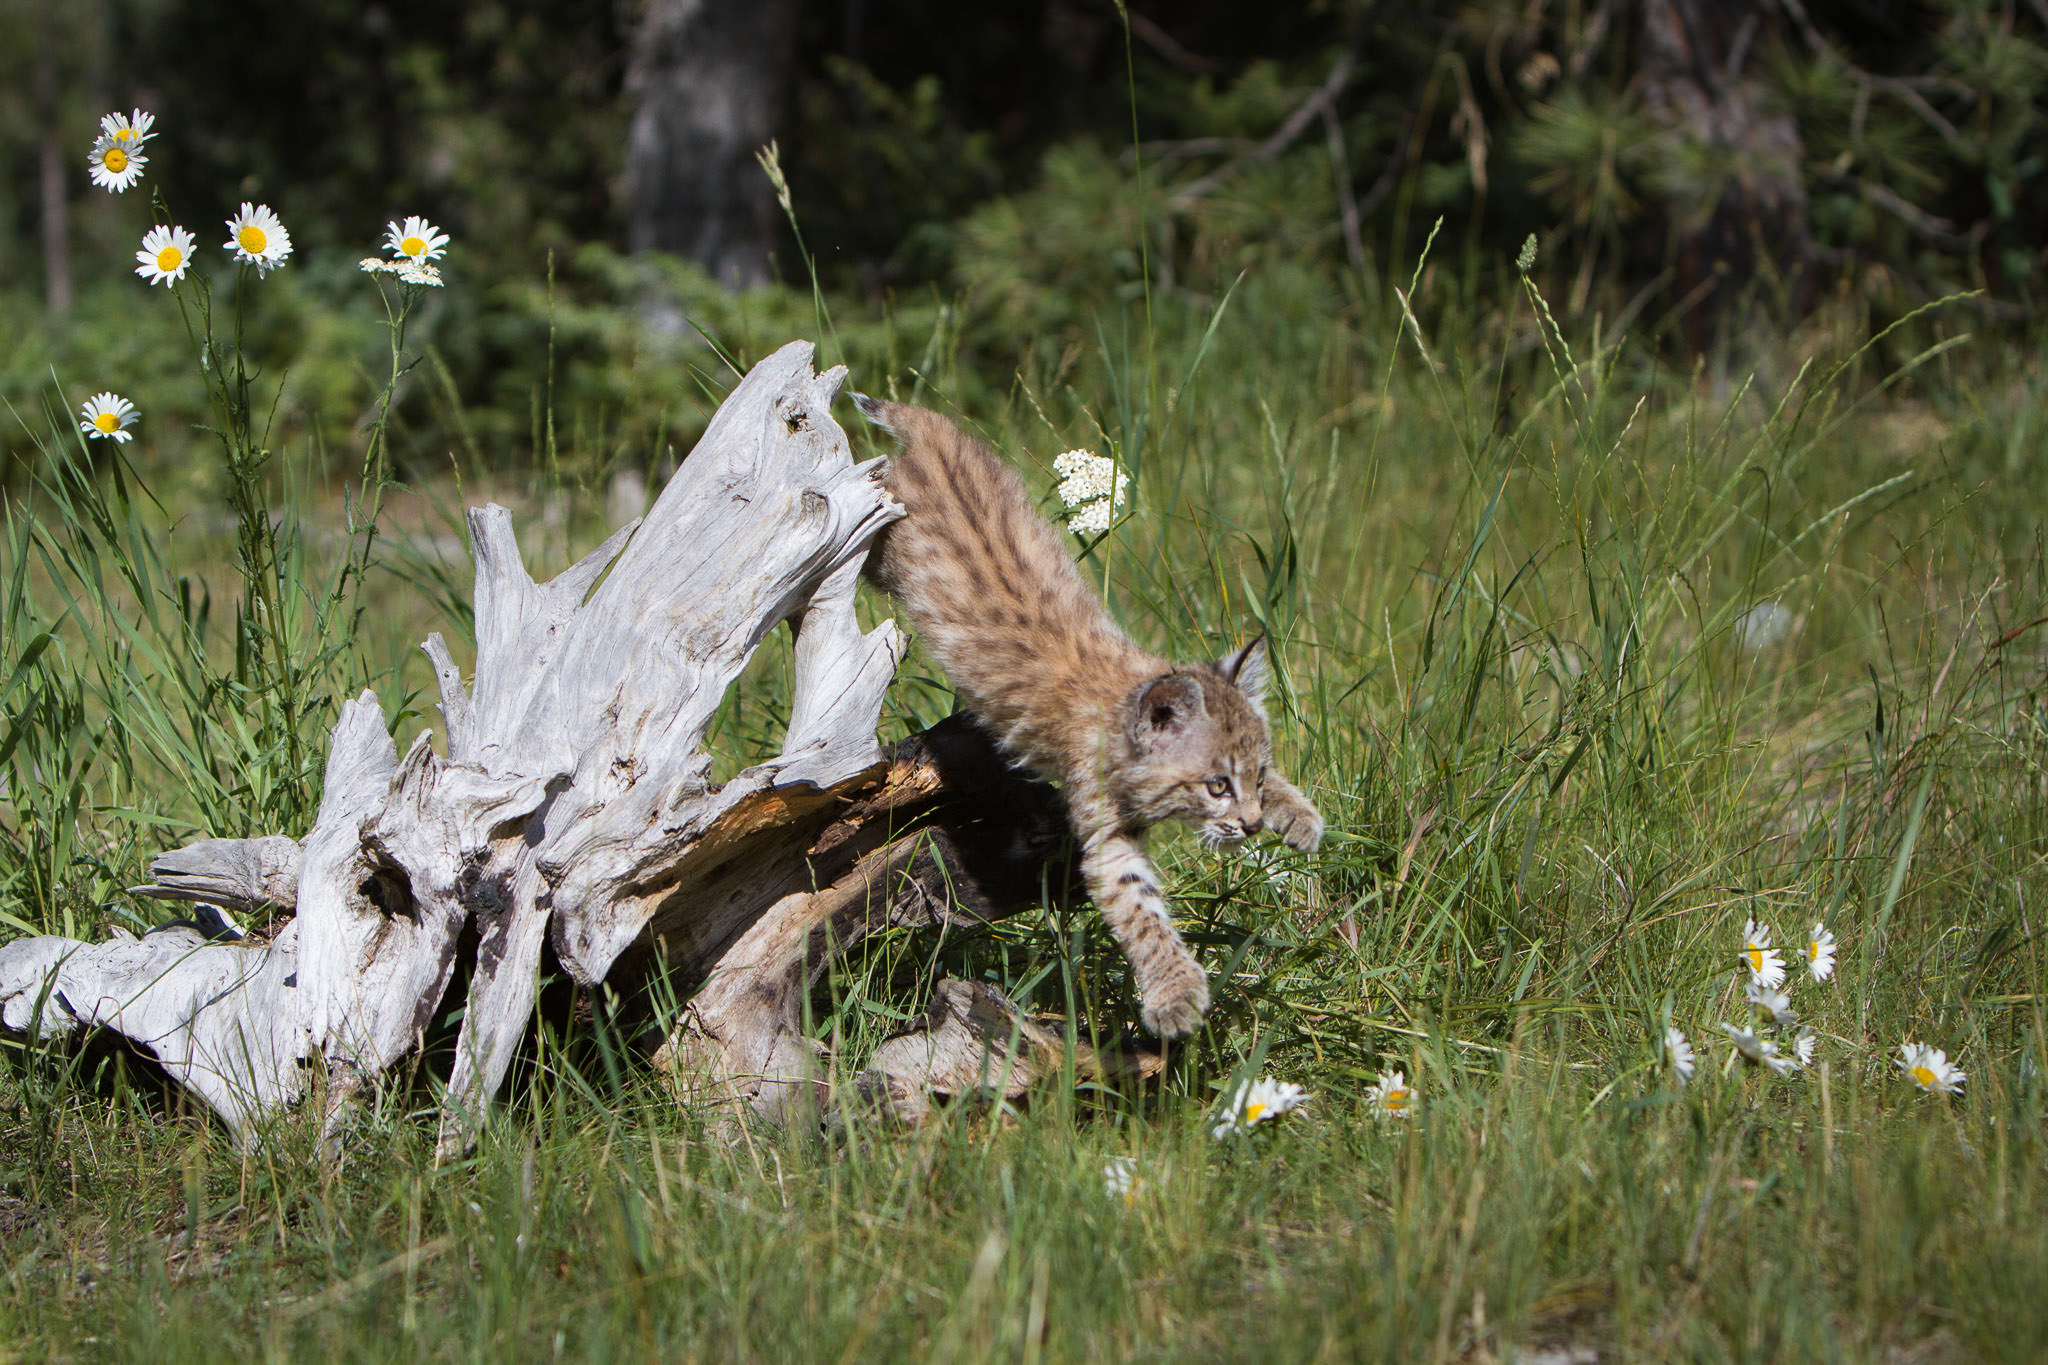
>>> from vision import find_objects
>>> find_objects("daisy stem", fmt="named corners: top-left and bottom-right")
top-left (348, 284), bottom-right (407, 620)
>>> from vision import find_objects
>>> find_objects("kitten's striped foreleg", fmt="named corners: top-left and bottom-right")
top-left (1258, 769), bottom-right (1325, 852)
top-left (1082, 832), bottom-right (1210, 1038)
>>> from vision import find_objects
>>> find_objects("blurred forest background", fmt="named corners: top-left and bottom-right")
top-left (3, 0), bottom-right (2045, 480)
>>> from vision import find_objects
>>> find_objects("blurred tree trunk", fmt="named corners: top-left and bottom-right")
top-left (623, 0), bottom-right (800, 289)
top-left (1636, 0), bottom-right (1810, 334)
top-left (36, 6), bottom-right (71, 316)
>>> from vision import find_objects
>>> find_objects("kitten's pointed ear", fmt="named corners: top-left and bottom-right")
top-left (1132, 673), bottom-right (1205, 742)
top-left (1219, 635), bottom-right (1270, 700)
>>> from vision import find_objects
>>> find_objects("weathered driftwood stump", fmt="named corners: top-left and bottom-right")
top-left (0, 341), bottom-right (1090, 1154)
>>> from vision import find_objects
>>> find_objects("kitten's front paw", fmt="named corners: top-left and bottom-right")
top-left (1268, 799), bottom-right (1325, 853)
top-left (1139, 959), bottom-right (1211, 1039)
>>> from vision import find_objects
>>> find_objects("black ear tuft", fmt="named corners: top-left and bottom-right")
top-left (1219, 635), bottom-right (1270, 700)
top-left (1132, 673), bottom-right (1205, 738)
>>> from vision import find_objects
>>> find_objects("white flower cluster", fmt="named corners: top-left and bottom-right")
top-left (1660, 918), bottom-right (1840, 1086)
top-left (86, 107), bottom-right (457, 449)
top-left (1717, 918), bottom-right (1830, 1077)
top-left (1053, 449), bottom-right (1128, 536)
top-left (1659, 917), bottom-right (1961, 1100)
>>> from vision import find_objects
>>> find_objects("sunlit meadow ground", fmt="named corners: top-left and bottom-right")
top-left (4, 243), bottom-right (2048, 1361)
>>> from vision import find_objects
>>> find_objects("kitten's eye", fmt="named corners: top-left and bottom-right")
top-left (1204, 776), bottom-right (1230, 798)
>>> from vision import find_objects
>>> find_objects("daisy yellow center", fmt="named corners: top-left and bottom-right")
top-left (94, 411), bottom-right (119, 433)
top-left (116, 128), bottom-right (135, 142)
top-left (1386, 1088), bottom-right (1412, 1110)
top-left (239, 224), bottom-right (268, 253)
top-left (400, 235), bottom-right (427, 257)
top-left (1244, 1103), bottom-right (1267, 1123)
top-left (104, 147), bottom-right (129, 172)
top-left (157, 246), bottom-right (183, 271)
top-left (1745, 946), bottom-right (1764, 972)
top-left (1911, 1065), bottom-right (1937, 1088)
top-left (1808, 941), bottom-right (1820, 959)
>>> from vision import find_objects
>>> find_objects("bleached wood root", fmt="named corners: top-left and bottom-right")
top-left (4, 340), bottom-right (1043, 1153)
top-left (648, 715), bottom-right (1078, 1127)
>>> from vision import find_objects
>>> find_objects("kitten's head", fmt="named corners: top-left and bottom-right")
top-left (1113, 637), bottom-right (1274, 846)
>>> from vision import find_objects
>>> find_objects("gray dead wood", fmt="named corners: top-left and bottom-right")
top-left (849, 978), bottom-right (1165, 1127)
top-left (646, 715), bottom-right (1078, 1125)
top-left (1, 340), bottom-right (1081, 1153)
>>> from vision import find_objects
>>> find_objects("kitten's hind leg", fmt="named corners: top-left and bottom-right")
top-left (1082, 832), bottom-right (1210, 1038)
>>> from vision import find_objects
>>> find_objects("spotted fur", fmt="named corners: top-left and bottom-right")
top-left (856, 396), bottom-right (1323, 1037)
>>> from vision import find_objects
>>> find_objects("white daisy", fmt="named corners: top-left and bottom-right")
top-left (1364, 1067), bottom-right (1420, 1120)
top-left (1803, 922), bottom-right (1837, 982)
top-left (1744, 980), bottom-right (1799, 1031)
top-left (396, 262), bottom-right (443, 288)
top-left (1209, 1075), bottom-right (1309, 1138)
top-left (87, 136), bottom-right (147, 193)
top-left (1740, 918), bottom-right (1787, 990)
top-left (1720, 1022), bottom-right (1795, 1077)
top-left (223, 203), bottom-right (293, 275)
top-left (1792, 1028), bottom-right (1817, 1068)
top-left (134, 225), bottom-right (196, 288)
top-left (1662, 1026), bottom-right (1696, 1084)
top-left (98, 109), bottom-right (156, 147)
top-left (1897, 1043), bottom-right (1965, 1096)
top-left (1102, 1156), bottom-right (1141, 1202)
top-left (384, 216), bottom-right (450, 263)
top-left (77, 392), bottom-right (139, 444)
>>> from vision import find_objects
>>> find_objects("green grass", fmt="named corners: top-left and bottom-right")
top-left (4, 252), bottom-right (2046, 1360)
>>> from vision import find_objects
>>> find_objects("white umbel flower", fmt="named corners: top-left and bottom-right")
top-left (1663, 1026), bottom-right (1696, 1084)
top-left (224, 203), bottom-right (293, 275)
top-left (1053, 449), bottom-right (1128, 536)
top-left (396, 262), bottom-right (443, 288)
top-left (1210, 1075), bottom-right (1309, 1138)
top-left (360, 257), bottom-right (400, 274)
top-left (88, 136), bottom-right (147, 193)
top-left (1720, 1022), bottom-right (1795, 1076)
top-left (1744, 980), bottom-right (1799, 1030)
top-left (1740, 918), bottom-right (1787, 990)
top-left (384, 215), bottom-right (450, 263)
top-left (134, 225), bottom-right (196, 287)
top-left (1365, 1068), bottom-right (1420, 1120)
top-left (78, 392), bottom-right (139, 444)
top-left (1897, 1043), bottom-right (1965, 1096)
top-left (1803, 922), bottom-right (1837, 982)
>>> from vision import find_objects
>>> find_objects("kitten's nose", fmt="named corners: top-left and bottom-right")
top-left (1242, 811), bottom-right (1263, 835)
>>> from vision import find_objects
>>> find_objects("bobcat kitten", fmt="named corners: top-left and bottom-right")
top-left (854, 396), bottom-right (1323, 1038)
